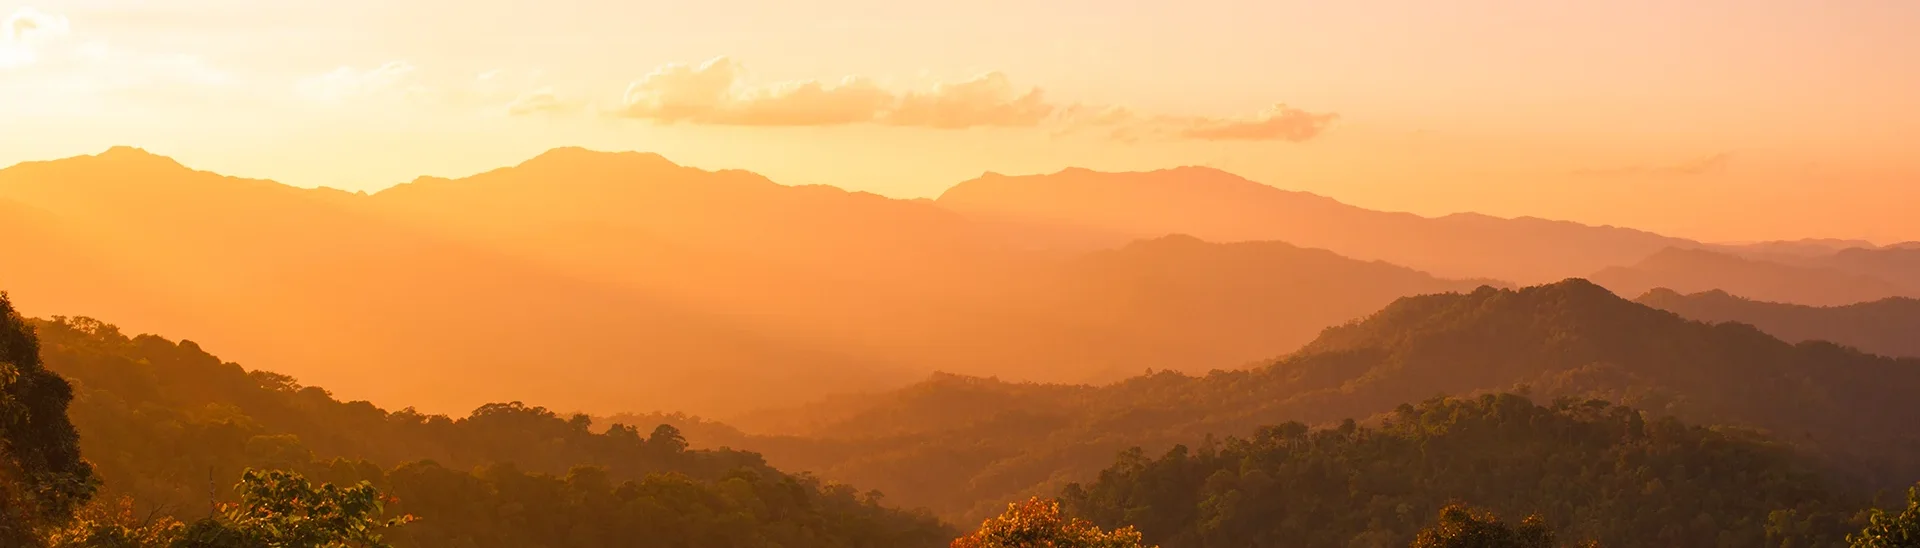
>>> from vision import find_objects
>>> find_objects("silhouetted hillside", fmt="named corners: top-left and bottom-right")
top-left (722, 280), bottom-right (1920, 521)
top-left (31, 313), bottom-right (953, 547)
top-left (0, 147), bottom-right (905, 415)
top-left (1064, 394), bottom-right (1864, 547)
top-left (1590, 247), bottom-right (1912, 306)
top-left (935, 166), bottom-right (1695, 283)
top-left (1638, 288), bottom-right (1920, 359)
top-left (1, 147), bottom-right (1487, 414)
top-left (1012, 235), bottom-right (1492, 379)
top-left (1821, 247), bottom-right (1920, 291)
top-left (1712, 238), bottom-right (1879, 262)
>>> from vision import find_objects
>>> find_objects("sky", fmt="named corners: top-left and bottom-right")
top-left (2, 0), bottom-right (1917, 243)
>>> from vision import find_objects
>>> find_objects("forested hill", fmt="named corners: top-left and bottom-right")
top-left (27, 312), bottom-right (953, 547)
top-left (713, 279), bottom-right (1920, 522)
top-left (1637, 288), bottom-right (1920, 359)
top-left (1281, 279), bottom-right (1920, 472)
top-left (1064, 393), bottom-right (1868, 547)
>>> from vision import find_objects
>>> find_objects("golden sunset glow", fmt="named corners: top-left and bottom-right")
top-left (7, 3), bottom-right (1920, 545)
top-left (2, 1), bottom-right (1916, 242)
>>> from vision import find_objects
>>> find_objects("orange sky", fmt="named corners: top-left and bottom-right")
top-left (3, 0), bottom-right (1917, 243)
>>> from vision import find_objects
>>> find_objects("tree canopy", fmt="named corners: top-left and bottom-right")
top-left (952, 497), bottom-right (1154, 548)
top-left (0, 294), bottom-right (94, 545)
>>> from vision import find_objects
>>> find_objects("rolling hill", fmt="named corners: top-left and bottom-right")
top-left (12, 298), bottom-right (955, 547)
top-left (1638, 288), bottom-right (1920, 359)
top-left (1590, 247), bottom-right (1913, 306)
top-left (934, 166), bottom-right (1696, 283)
top-left (0, 147), bottom-right (1484, 415)
top-left (707, 279), bottom-right (1920, 521)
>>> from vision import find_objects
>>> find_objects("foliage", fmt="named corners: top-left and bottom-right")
top-left (1061, 394), bottom-right (1862, 548)
top-left (952, 497), bottom-right (1153, 548)
top-left (1409, 504), bottom-right (1593, 548)
top-left (192, 469), bottom-right (413, 548)
top-left (30, 315), bottom-right (954, 547)
top-left (0, 293), bottom-right (95, 545)
top-left (1638, 288), bottom-right (1920, 359)
top-left (716, 280), bottom-right (1920, 522)
top-left (1849, 483), bottom-right (1920, 548)
top-left (40, 497), bottom-right (184, 548)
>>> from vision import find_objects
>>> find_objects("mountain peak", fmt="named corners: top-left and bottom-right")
top-left (0, 146), bottom-right (196, 184)
top-left (90, 145), bottom-right (185, 168)
top-left (516, 147), bottom-right (678, 171)
top-left (86, 146), bottom-right (187, 170)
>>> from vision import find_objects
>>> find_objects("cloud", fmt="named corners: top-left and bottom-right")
top-left (504, 88), bottom-right (579, 116)
top-left (612, 57), bottom-right (1049, 128)
top-left (726, 77), bottom-right (895, 126)
top-left (2, 7), bottom-right (71, 68)
top-left (1176, 104), bottom-right (1338, 142)
top-left (4, 7), bottom-right (67, 43)
top-left (298, 61), bottom-right (419, 102)
top-left (1054, 103), bottom-right (1337, 143)
top-left (602, 57), bottom-right (1332, 141)
top-left (1572, 153), bottom-right (1733, 178)
top-left (883, 72), bottom-right (1053, 128)
top-left (618, 57), bottom-right (742, 122)
top-left (0, 10), bottom-right (234, 102)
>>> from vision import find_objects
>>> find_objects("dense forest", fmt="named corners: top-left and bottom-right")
top-left (4, 294), bottom-right (954, 547)
top-left (8, 279), bottom-right (1920, 546)
top-left (666, 279), bottom-right (1920, 522)
top-left (1638, 288), bottom-right (1920, 359)
top-left (1063, 394), bottom-right (1865, 547)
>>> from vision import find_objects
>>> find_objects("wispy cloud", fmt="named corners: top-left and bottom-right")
top-left (599, 57), bottom-right (1333, 141)
top-left (2, 7), bottom-right (71, 68)
top-left (883, 72), bottom-right (1053, 128)
top-left (505, 88), bottom-right (578, 116)
top-left (1572, 153), bottom-right (1733, 178)
top-left (297, 61), bottom-right (420, 102)
top-left (1056, 103), bottom-right (1337, 143)
top-left (614, 57), bottom-right (1047, 128)
top-left (1, 8), bottom-right (234, 101)
top-left (618, 57), bottom-right (894, 126)
top-left (1177, 105), bottom-right (1338, 142)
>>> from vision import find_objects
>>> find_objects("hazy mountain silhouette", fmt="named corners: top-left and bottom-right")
top-left (1010, 234), bottom-right (1491, 379)
top-left (1639, 288), bottom-right (1920, 359)
top-left (718, 280), bottom-right (1920, 520)
top-left (0, 147), bottom-right (908, 415)
top-left (1, 147), bottom-right (1484, 415)
top-left (1819, 246), bottom-right (1920, 291)
top-left (935, 166), bottom-right (1696, 282)
top-left (1711, 238), bottom-right (1882, 264)
top-left (1589, 247), bottom-right (1913, 305)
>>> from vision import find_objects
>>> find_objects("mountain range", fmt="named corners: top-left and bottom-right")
top-left (650, 279), bottom-right (1920, 521)
top-left (1639, 288), bottom-right (1920, 359)
top-left (1593, 245), bottom-right (1920, 306)
top-left (937, 167), bottom-right (1699, 283)
top-left (0, 147), bottom-right (1498, 415)
top-left (5, 146), bottom-right (1908, 419)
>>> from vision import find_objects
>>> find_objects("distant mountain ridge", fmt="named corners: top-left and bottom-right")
top-left (1593, 246), bottom-right (1919, 306)
top-left (0, 146), bottom-right (1487, 416)
top-left (1638, 288), bottom-right (1920, 359)
top-left (714, 279), bottom-right (1920, 521)
top-left (935, 166), bottom-right (1699, 282)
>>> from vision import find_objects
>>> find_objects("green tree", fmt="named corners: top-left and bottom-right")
top-left (1850, 483), bottom-right (1920, 548)
top-left (1410, 504), bottom-right (1595, 548)
top-left (0, 293), bottom-right (95, 545)
top-left (953, 497), bottom-right (1155, 548)
top-left (41, 497), bottom-right (185, 548)
top-left (178, 469), bottom-right (413, 548)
